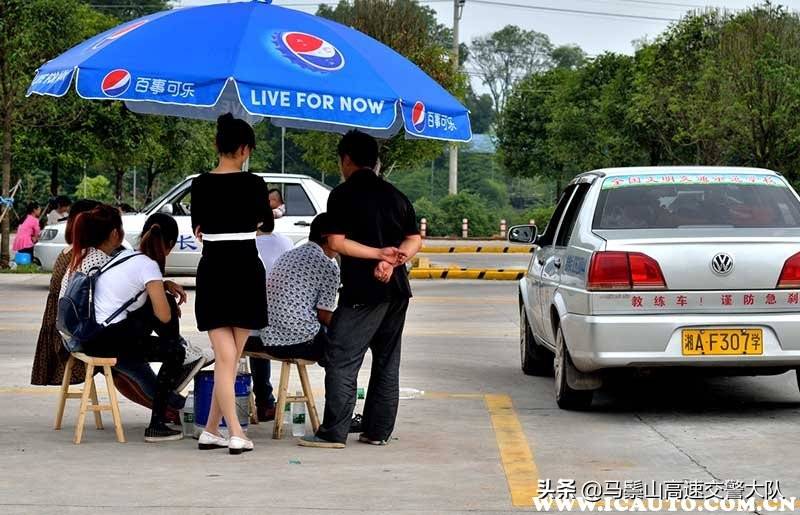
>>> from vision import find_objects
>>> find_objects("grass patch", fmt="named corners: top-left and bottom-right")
top-left (0, 264), bottom-right (46, 274)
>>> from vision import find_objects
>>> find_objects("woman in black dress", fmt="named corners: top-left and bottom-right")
top-left (191, 114), bottom-right (269, 454)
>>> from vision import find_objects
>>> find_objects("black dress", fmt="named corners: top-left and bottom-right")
top-left (191, 172), bottom-right (269, 332)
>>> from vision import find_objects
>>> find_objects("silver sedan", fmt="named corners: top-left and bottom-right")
top-left (510, 166), bottom-right (800, 409)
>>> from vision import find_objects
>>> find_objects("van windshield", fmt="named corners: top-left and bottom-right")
top-left (593, 173), bottom-right (800, 229)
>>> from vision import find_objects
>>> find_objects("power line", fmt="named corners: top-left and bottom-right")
top-left (468, 0), bottom-right (680, 22)
top-left (599, 0), bottom-right (707, 9)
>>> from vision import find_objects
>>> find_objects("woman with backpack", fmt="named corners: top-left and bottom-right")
top-left (66, 207), bottom-right (205, 442)
top-left (35, 201), bottom-right (188, 422)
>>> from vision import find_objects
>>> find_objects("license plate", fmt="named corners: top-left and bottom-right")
top-left (681, 328), bottom-right (763, 356)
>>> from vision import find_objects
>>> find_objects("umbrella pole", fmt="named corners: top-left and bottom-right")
top-left (281, 127), bottom-right (286, 174)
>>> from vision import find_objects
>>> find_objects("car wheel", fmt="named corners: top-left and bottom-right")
top-left (554, 326), bottom-right (593, 410)
top-left (520, 304), bottom-right (553, 376)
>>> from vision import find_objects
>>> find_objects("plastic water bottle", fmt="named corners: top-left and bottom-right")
top-left (291, 391), bottom-right (306, 437)
top-left (283, 400), bottom-right (291, 432)
top-left (180, 391), bottom-right (195, 438)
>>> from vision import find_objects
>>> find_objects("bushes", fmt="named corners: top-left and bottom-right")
top-left (413, 192), bottom-right (552, 238)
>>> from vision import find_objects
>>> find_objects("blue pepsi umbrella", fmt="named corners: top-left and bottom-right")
top-left (26, 0), bottom-right (471, 142)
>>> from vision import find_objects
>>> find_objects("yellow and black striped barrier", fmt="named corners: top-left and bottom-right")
top-left (410, 268), bottom-right (527, 281)
top-left (420, 245), bottom-right (533, 254)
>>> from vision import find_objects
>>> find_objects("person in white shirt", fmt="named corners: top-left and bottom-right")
top-left (255, 214), bottom-right (294, 278)
top-left (73, 210), bottom-right (205, 443)
top-left (269, 188), bottom-right (286, 219)
top-left (46, 196), bottom-right (71, 226)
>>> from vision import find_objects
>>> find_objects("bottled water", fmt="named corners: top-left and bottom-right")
top-left (181, 391), bottom-right (195, 438)
top-left (291, 390), bottom-right (306, 437)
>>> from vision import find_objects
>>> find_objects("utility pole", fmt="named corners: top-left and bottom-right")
top-left (449, 0), bottom-right (466, 195)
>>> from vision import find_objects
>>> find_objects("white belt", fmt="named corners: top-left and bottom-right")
top-left (202, 231), bottom-right (256, 242)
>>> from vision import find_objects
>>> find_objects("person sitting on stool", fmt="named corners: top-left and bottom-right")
top-left (245, 213), bottom-right (339, 365)
top-left (249, 208), bottom-right (294, 422)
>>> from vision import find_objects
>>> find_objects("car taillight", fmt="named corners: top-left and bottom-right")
top-left (587, 251), bottom-right (666, 290)
top-left (777, 252), bottom-right (800, 288)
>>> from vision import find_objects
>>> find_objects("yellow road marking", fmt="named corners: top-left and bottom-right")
top-left (411, 268), bottom-right (526, 280)
top-left (485, 394), bottom-right (539, 507)
top-left (421, 246), bottom-right (533, 254)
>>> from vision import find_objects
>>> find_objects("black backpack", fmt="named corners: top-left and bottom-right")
top-left (57, 251), bottom-right (145, 352)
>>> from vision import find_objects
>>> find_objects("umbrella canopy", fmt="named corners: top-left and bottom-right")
top-left (26, 0), bottom-right (471, 142)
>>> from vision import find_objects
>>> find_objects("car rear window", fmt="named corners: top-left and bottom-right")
top-left (593, 173), bottom-right (800, 229)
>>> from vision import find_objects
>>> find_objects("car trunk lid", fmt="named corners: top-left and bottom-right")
top-left (595, 228), bottom-right (800, 291)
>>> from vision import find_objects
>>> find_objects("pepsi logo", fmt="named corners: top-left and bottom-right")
top-left (91, 19), bottom-right (148, 51)
top-left (101, 69), bottom-right (131, 97)
top-left (411, 101), bottom-right (426, 132)
top-left (275, 31), bottom-right (345, 72)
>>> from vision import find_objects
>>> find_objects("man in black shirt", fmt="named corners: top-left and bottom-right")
top-left (299, 130), bottom-right (422, 449)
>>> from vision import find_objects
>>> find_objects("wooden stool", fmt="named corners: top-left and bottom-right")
top-left (54, 353), bottom-right (125, 444)
top-left (243, 351), bottom-right (320, 439)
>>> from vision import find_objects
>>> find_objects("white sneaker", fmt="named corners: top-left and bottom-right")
top-left (198, 430), bottom-right (229, 450)
top-left (181, 338), bottom-right (214, 367)
top-left (229, 436), bottom-right (254, 455)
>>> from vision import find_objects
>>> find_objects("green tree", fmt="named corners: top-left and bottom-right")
top-left (547, 53), bottom-right (647, 175)
top-left (0, 0), bottom-right (115, 267)
top-left (465, 88), bottom-right (495, 133)
top-left (436, 192), bottom-right (494, 237)
top-left (712, 4), bottom-right (800, 174)
top-left (73, 175), bottom-right (114, 204)
top-left (92, 0), bottom-right (169, 21)
top-left (470, 25), bottom-right (553, 115)
top-left (629, 10), bottom-right (725, 165)
top-left (496, 69), bottom-right (569, 181)
top-left (551, 44), bottom-right (587, 70)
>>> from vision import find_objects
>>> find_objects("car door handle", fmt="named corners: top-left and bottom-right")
top-left (553, 258), bottom-right (562, 269)
top-left (294, 221), bottom-right (311, 227)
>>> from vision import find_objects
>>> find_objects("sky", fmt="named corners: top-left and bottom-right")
top-left (177, 0), bottom-right (800, 87)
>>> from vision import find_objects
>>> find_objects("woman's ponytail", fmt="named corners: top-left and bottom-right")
top-left (139, 213), bottom-right (179, 273)
top-left (139, 224), bottom-right (167, 274)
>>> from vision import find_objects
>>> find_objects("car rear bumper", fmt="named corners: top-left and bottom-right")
top-left (561, 312), bottom-right (800, 372)
top-left (33, 242), bottom-right (66, 272)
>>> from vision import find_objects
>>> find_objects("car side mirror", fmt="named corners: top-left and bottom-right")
top-left (508, 224), bottom-right (538, 244)
top-left (159, 203), bottom-right (174, 215)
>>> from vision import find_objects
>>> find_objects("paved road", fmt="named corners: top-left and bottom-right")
top-left (1, 275), bottom-right (799, 513)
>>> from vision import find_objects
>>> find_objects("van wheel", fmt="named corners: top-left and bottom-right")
top-left (554, 327), bottom-right (593, 410)
top-left (520, 304), bottom-right (553, 376)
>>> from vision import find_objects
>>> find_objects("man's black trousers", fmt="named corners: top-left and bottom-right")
top-left (316, 299), bottom-right (409, 444)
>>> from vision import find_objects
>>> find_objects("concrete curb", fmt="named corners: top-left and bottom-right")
top-left (421, 246), bottom-right (533, 254)
top-left (410, 268), bottom-right (527, 280)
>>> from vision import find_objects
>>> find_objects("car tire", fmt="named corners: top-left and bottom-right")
top-left (520, 304), bottom-right (553, 376)
top-left (554, 326), bottom-right (593, 410)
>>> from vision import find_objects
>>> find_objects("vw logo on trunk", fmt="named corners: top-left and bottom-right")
top-left (711, 253), bottom-right (734, 276)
